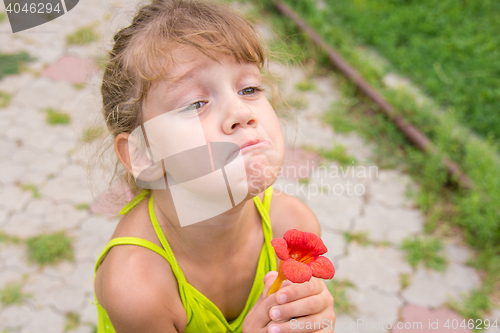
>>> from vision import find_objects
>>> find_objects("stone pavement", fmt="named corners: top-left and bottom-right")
top-left (0, 1), bottom-right (497, 332)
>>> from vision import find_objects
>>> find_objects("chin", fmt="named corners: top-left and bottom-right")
top-left (245, 154), bottom-right (282, 197)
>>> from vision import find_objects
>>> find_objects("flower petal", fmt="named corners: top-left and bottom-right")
top-left (284, 229), bottom-right (327, 260)
top-left (308, 256), bottom-right (335, 279)
top-left (271, 238), bottom-right (290, 261)
top-left (282, 258), bottom-right (312, 283)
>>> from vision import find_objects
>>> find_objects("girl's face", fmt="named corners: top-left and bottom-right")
top-left (142, 45), bottom-right (285, 196)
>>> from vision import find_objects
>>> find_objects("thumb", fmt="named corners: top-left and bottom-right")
top-left (262, 271), bottom-right (278, 297)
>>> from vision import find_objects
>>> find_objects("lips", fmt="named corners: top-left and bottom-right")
top-left (239, 139), bottom-right (263, 149)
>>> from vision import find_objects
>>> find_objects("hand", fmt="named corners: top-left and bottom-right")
top-left (267, 278), bottom-right (336, 332)
top-left (242, 271), bottom-right (293, 333)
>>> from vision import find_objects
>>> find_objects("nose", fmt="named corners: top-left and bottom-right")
top-left (222, 95), bottom-right (258, 134)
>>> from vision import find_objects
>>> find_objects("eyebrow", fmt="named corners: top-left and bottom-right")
top-left (165, 63), bottom-right (209, 95)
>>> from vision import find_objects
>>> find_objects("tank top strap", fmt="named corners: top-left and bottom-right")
top-left (119, 189), bottom-right (151, 216)
top-left (253, 186), bottom-right (276, 271)
top-left (93, 237), bottom-right (170, 277)
top-left (147, 195), bottom-right (188, 284)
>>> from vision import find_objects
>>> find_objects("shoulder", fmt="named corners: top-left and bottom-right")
top-left (97, 243), bottom-right (186, 332)
top-left (268, 187), bottom-right (321, 238)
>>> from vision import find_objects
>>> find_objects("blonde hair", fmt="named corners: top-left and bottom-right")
top-left (101, 0), bottom-right (286, 195)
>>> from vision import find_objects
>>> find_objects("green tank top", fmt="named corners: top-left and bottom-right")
top-left (92, 186), bottom-right (276, 333)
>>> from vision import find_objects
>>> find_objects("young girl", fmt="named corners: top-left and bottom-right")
top-left (93, 0), bottom-right (336, 332)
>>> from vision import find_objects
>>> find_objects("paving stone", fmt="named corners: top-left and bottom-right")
top-left (0, 139), bottom-right (18, 161)
top-left (0, 267), bottom-right (25, 289)
top-left (352, 203), bottom-right (423, 245)
top-left (346, 287), bottom-right (402, 333)
top-left (0, 304), bottom-right (34, 328)
top-left (0, 244), bottom-right (38, 274)
top-left (41, 260), bottom-right (76, 279)
top-left (485, 308), bottom-right (500, 333)
top-left (12, 77), bottom-right (78, 111)
top-left (0, 162), bottom-right (28, 186)
top-left (0, 209), bottom-right (7, 227)
top-left (336, 243), bottom-right (412, 293)
top-left (306, 194), bottom-right (363, 231)
top-left (28, 151), bottom-right (68, 177)
top-left (23, 273), bottom-right (65, 303)
top-left (369, 170), bottom-right (418, 209)
top-left (332, 132), bottom-right (375, 165)
top-left (41, 176), bottom-right (94, 204)
top-left (445, 243), bottom-right (472, 264)
top-left (65, 261), bottom-right (96, 292)
top-left (26, 199), bottom-right (56, 217)
top-left (78, 216), bottom-right (119, 243)
top-left (308, 161), bottom-right (375, 198)
top-left (0, 73), bottom-right (33, 95)
top-left (2, 211), bottom-right (45, 238)
top-left (73, 233), bottom-right (107, 262)
top-left (20, 307), bottom-right (65, 333)
top-left (393, 304), bottom-right (471, 332)
top-left (45, 284), bottom-right (88, 313)
top-left (401, 263), bottom-right (481, 308)
top-left (281, 112), bottom-right (335, 150)
top-left (0, 185), bottom-right (31, 212)
top-left (321, 228), bottom-right (346, 258)
top-left (80, 299), bottom-right (98, 326)
top-left (49, 203), bottom-right (89, 230)
top-left (41, 55), bottom-right (97, 84)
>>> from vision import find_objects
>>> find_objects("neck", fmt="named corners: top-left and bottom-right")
top-left (151, 188), bottom-right (261, 264)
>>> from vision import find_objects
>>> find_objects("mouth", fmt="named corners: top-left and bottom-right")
top-left (227, 139), bottom-right (270, 161)
top-left (240, 139), bottom-right (264, 150)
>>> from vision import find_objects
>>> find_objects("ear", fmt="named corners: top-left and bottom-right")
top-left (115, 132), bottom-right (134, 174)
top-left (115, 132), bottom-right (165, 182)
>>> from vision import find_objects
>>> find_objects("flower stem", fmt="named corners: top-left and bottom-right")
top-left (267, 261), bottom-right (286, 296)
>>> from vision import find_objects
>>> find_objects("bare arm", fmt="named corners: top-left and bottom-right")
top-left (101, 247), bottom-right (185, 333)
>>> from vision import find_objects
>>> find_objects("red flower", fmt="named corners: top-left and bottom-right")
top-left (268, 229), bottom-right (335, 296)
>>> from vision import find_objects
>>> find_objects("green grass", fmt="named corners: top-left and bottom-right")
top-left (326, 279), bottom-right (356, 315)
top-left (314, 0), bottom-right (500, 146)
top-left (400, 272), bottom-right (411, 290)
top-left (26, 232), bottom-right (74, 266)
top-left (401, 236), bottom-right (448, 272)
top-left (295, 80), bottom-right (317, 92)
top-left (0, 12), bottom-right (6, 24)
top-left (447, 289), bottom-right (492, 332)
top-left (66, 26), bottom-right (99, 45)
top-left (0, 51), bottom-right (33, 80)
top-left (0, 282), bottom-right (31, 307)
top-left (64, 312), bottom-right (80, 332)
top-left (75, 203), bottom-right (90, 210)
top-left (20, 183), bottom-right (41, 199)
top-left (44, 108), bottom-right (71, 125)
top-left (343, 231), bottom-right (370, 246)
top-left (0, 231), bottom-right (21, 244)
top-left (81, 126), bottom-right (103, 143)
top-left (0, 90), bottom-right (11, 108)
top-left (319, 145), bottom-right (356, 166)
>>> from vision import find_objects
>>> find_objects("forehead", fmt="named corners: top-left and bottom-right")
top-left (164, 45), bottom-right (260, 86)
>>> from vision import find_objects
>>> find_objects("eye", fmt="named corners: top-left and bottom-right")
top-left (239, 86), bottom-right (263, 96)
top-left (180, 101), bottom-right (207, 114)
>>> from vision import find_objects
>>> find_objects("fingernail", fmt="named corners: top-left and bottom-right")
top-left (270, 325), bottom-right (280, 333)
top-left (278, 293), bottom-right (287, 303)
top-left (271, 308), bottom-right (280, 320)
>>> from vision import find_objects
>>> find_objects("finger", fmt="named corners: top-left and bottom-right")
top-left (269, 292), bottom-right (325, 321)
top-left (267, 313), bottom-right (336, 333)
top-left (275, 278), bottom-right (324, 305)
top-left (262, 271), bottom-right (279, 298)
